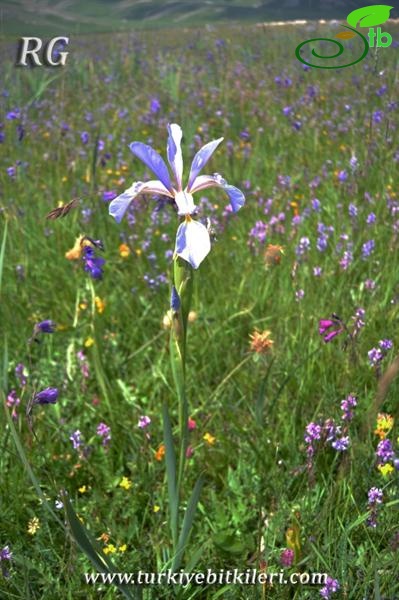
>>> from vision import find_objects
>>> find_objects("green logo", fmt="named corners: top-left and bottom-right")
top-left (295, 5), bottom-right (394, 69)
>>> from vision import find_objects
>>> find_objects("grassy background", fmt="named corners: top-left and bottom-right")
top-left (1, 19), bottom-right (399, 599)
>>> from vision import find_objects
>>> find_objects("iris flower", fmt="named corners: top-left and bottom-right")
top-left (109, 124), bottom-right (245, 269)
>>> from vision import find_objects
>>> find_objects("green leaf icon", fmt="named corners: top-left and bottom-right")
top-left (347, 5), bottom-right (394, 28)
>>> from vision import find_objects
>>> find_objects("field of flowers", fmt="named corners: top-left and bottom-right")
top-left (1, 21), bottom-right (399, 599)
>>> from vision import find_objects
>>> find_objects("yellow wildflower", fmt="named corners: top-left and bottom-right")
top-left (95, 296), bottom-right (106, 314)
top-left (153, 505), bottom-right (160, 513)
top-left (375, 413), bottom-right (394, 439)
top-left (378, 463), bottom-right (394, 477)
top-left (119, 477), bottom-right (132, 490)
top-left (118, 544), bottom-right (127, 553)
top-left (103, 544), bottom-right (117, 555)
top-left (78, 485), bottom-right (87, 494)
top-left (203, 432), bottom-right (216, 445)
top-left (27, 517), bottom-right (40, 535)
top-left (84, 337), bottom-right (94, 348)
top-left (119, 243), bottom-right (131, 258)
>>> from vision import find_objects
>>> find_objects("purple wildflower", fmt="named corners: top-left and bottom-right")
top-left (295, 236), bottom-right (311, 258)
top-left (341, 394), bottom-right (357, 421)
top-left (319, 318), bottom-right (343, 343)
top-left (376, 439), bottom-right (395, 464)
top-left (0, 546), bottom-right (12, 561)
top-left (320, 577), bottom-right (340, 599)
top-left (368, 347), bottom-right (384, 366)
top-left (82, 246), bottom-right (105, 280)
top-left (97, 422), bottom-right (111, 446)
top-left (362, 239), bottom-right (375, 259)
top-left (367, 487), bottom-right (383, 527)
top-left (15, 363), bottom-right (27, 387)
top-left (138, 415), bottom-right (151, 429)
top-left (379, 339), bottom-right (393, 351)
top-left (36, 319), bottom-right (56, 333)
top-left (70, 430), bottom-right (83, 450)
top-left (331, 436), bottom-right (350, 451)
top-left (34, 387), bottom-right (58, 404)
top-left (280, 548), bottom-right (294, 568)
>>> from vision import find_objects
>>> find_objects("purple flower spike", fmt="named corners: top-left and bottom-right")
top-left (34, 387), bottom-right (58, 404)
top-left (318, 317), bottom-right (343, 343)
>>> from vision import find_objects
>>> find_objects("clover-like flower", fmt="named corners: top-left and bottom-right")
top-left (108, 124), bottom-right (245, 269)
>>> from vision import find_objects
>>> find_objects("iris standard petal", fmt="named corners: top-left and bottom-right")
top-left (129, 142), bottom-right (173, 192)
top-left (167, 123), bottom-right (183, 191)
top-left (187, 137), bottom-right (224, 191)
top-left (109, 180), bottom-right (172, 223)
top-left (175, 219), bottom-right (211, 269)
top-left (189, 174), bottom-right (245, 212)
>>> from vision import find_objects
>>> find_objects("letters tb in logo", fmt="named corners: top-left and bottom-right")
top-left (16, 37), bottom-right (69, 67)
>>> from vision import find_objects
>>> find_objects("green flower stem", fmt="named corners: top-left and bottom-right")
top-left (167, 257), bottom-right (194, 555)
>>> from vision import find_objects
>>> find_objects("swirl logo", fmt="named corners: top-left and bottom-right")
top-left (295, 5), bottom-right (394, 69)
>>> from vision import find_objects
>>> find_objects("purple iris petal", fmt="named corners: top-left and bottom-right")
top-left (109, 180), bottom-right (172, 223)
top-left (129, 142), bottom-right (172, 192)
top-left (175, 219), bottom-right (211, 269)
top-left (37, 320), bottom-right (56, 333)
top-left (167, 124), bottom-right (183, 190)
top-left (188, 174), bottom-right (245, 212)
top-left (187, 137), bottom-right (224, 191)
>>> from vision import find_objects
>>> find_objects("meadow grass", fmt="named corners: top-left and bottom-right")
top-left (1, 22), bottom-right (399, 599)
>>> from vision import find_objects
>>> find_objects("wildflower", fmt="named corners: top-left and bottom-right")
top-left (318, 317), bottom-right (343, 343)
top-left (0, 545), bottom-right (12, 577)
top-left (97, 422), bottom-right (111, 446)
top-left (108, 124), bottom-right (245, 269)
top-left (368, 347), bottom-right (384, 366)
top-left (203, 432), bottom-right (216, 445)
top-left (76, 350), bottom-right (89, 378)
top-left (78, 485), bottom-right (87, 493)
top-left (119, 243), bottom-right (130, 258)
top-left (103, 544), bottom-right (117, 555)
top-left (379, 339), bottom-right (393, 351)
top-left (15, 363), bottom-right (28, 386)
top-left (95, 296), bottom-right (106, 314)
top-left (367, 487), bottom-right (383, 528)
top-left (362, 239), bottom-right (375, 259)
top-left (264, 244), bottom-right (284, 266)
top-left (186, 445), bottom-right (194, 458)
top-left (6, 390), bottom-right (20, 419)
top-left (70, 430), bottom-right (83, 450)
top-left (376, 439), bottom-right (395, 463)
top-left (0, 546), bottom-right (12, 561)
top-left (320, 577), bottom-right (340, 599)
top-left (280, 548), bottom-right (294, 568)
top-left (378, 463), bottom-right (394, 477)
top-left (118, 544), bottom-right (127, 553)
top-left (119, 477), bottom-right (132, 490)
top-left (33, 387), bottom-right (58, 405)
top-left (295, 236), bottom-right (311, 258)
top-left (249, 329), bottom-right (274, 354)
top-left (340, 394), bottom-right (357, 421)
top-left (375, 413), bottom-right (394, 439)
top-left (138, 415), bottom-right (151, 429)
top-left (65, 235), bottom-right (85, 260)
top-left (153, 505), bottom-right (161, 513)
top-left (84, 337), bottom-right (94, 348)
top-left (331, 436), bottom-right (350, 451)
top-left (188, 417), bottom-right (196, 431)
top-left (35, 320), bottom-right (56, 334)
top-left (82, 245), bottom-right (105, 280)
top-left (27, 517), bottom-right (40, 535)
top-left (155, 444), bottom-right (165, 461)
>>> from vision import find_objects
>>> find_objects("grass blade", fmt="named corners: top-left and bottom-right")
top-left (172, 473), bottom-right (205, 571)
top-left (163, 400), bottom-right (178, 548)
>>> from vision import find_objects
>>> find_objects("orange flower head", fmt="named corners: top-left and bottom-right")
top-left (249, 329), bottom-right (274, 354)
